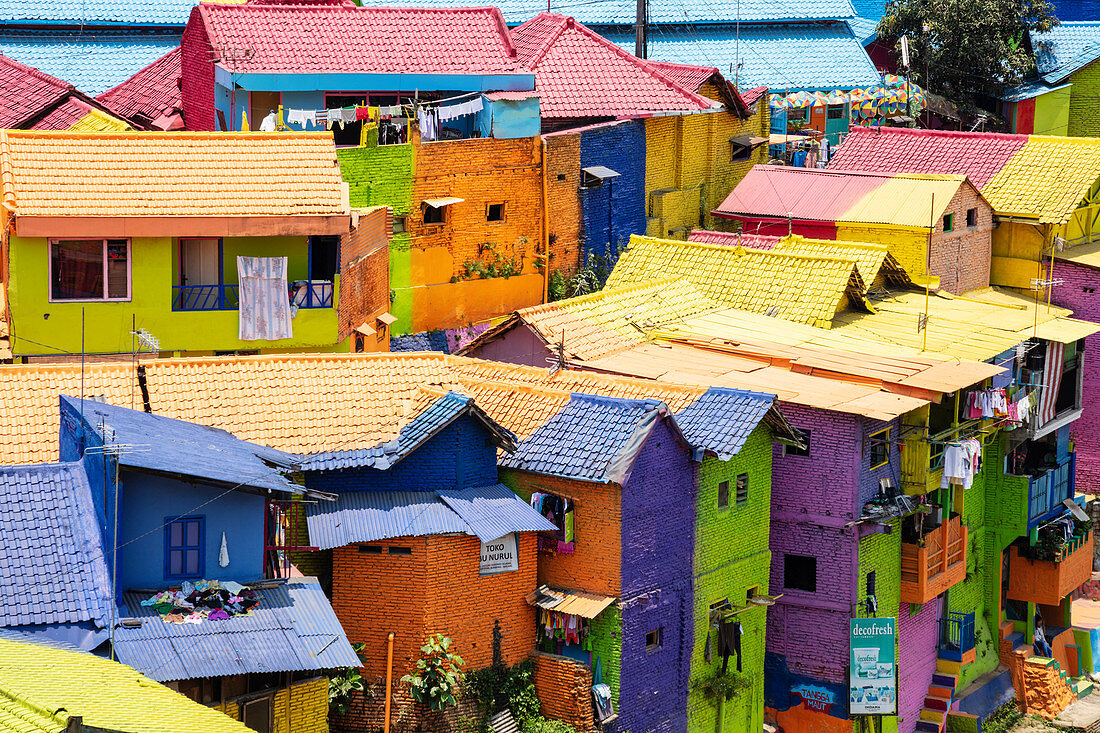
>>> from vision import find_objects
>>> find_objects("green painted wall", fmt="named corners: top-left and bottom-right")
top-left (337, 137), bottom-right (414, 333)
top-left (589, 605), bottom-right (622, 705)
top-left (1033, 86), bottom-right (1072, 136)
top-left (8, 234), bottom-right (339, 355)
top-left (688, 426), bottom-right (773, 733)
top-left (856, 520), bottom-right (901, 733)
top-left (1069, 62), bottom-right (1100, 137)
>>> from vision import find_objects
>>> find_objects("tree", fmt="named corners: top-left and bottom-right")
top-left (878, 0), bottom-right (1058, 102)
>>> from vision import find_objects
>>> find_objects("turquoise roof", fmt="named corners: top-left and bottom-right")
top-left (1033, 21), bottom-right (1100, 84)
top-left (0, 0), bottom-right (197, 26)
top-left (0, 31), bottom-right (179, 95)
top-left (848, 16), bottom-right (880, 45)
top-left (601, 23), bottom-right (881, 91)
top-left (999, 78), bottom-right (1073, 102)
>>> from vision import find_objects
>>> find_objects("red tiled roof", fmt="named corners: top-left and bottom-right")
top-left (0, 54), bottom-right (73, 128)
top-left (740, 85), bottom-right (768, 107)
top-left (687, 229), bottom-right (782, 249)
top-left (827, 126), bottom-right (1028, 189)
top-left (646, 60), bottom-right (718, 91)
top-left (97, 47), bottom-right (181, 126)
top-left (193, 2), bottom-right (522, 74)
top-left (31, 98), bottom-right (97, 130)
top-left (511, 13), bottom-right (716, 119)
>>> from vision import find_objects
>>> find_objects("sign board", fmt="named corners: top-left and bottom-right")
top-left (849, 617), bottom-right (897, 715)
top-left (479, 533), bottom-right (519, 576)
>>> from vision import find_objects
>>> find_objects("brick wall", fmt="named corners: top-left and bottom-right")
top-left (1069, 62), bottom-right (1100, 138)
top-left (544, 133), bottom-right (583, 275)
top-left (1049, 258), bottom-right (1100, 492)
top-left (929, 184), bottom-right (994, 294)
top-left (579, 120), bottom-right (646, 264)
top-left (771, 404), bottom-right (863, 522)
top-left (532, 652), bottom-right (597, 732)
top-left (501, 470), bottom-right (623, 598)
top-left (338, 207), bottom-right (391, 343)
top-left (857, 416), bottom-right (902, 508)
top-left (897, 599), bottom-right (941, 733)
top-left (180, 7), bottom-right (216, 131)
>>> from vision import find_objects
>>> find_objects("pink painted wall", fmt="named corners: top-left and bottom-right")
top-left (898, 598), bottom-right (942, 733)
top-left (464, 322), bottom-right (549, 367)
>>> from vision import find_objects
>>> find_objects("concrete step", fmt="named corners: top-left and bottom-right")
top-left (1005, 631), bottom-right (1024, 650)
top-left (1025, 656), bottom-right (1057, 669)
top-left (933, 672), bottom-right (959, 690)
top-left (915, 721), bottom-right (942, 733)
top-left (1073, 679), bottom-right (1094, 698)
top-left (924, 693), bottom-right (951, 712)
top-left (920, 707), bottom-right (947, 724)
top-left (937, 658), bottom-right (962, 675)
top-left (1000, 619), bottom-right (1016, 640)
top-left (929, 684), bottom-right (954, 699)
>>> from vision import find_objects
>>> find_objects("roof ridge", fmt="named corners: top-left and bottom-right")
top-left (630, 235), bottom-right (863, 267)
top-left (521, 14), bottom-right (572, 69)
top-left (0, 130), bottom-right (14, 216)
top-left (0, 53), bottom-right (74, 94)
top-left (517, 276), bottom-right (688, 315)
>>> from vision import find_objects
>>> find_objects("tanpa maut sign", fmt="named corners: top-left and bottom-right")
top-left (480, 533), bottom-right (519, 576)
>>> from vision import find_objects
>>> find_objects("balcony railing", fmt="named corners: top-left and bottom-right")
top-left (172, 284), bottom-right (239, 311)
top-left (290, 280), bottom-right (334, 309)
top-left (1007, 530), bottom-right (1094, 606)
top-left (901, 515), bottom-right (967, 604)
top-left (939, 611), bottom-right (976, 663)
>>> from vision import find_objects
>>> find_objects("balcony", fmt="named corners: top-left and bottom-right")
top-left (901, 515), bottom-right (967, 604)
top-left (1007, 530), bottom-right (1094, 606)
top-left (172, 280), bottom-right (333, 312)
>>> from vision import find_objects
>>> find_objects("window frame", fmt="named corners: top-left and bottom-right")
top-left (868, 428), bottom-right (890, 470)
top-left (966, 208), bottom-right (978, 228)
top-left (826, 104), bottom-right (846, 120)
top-left (783, 553), bottom-right (817, 593)
top-left (392, 215), bottom-right (407, 234)
top-left (943, 213), bottom-right (954, 233)
top-left (784, 429), bottom-right (811, 457)
top-left (486, 203), bottom-right (506, 223)
top-left (164, 515), bottom-right (205, 580)
top-left (423, 204), bottom-right (446, 225)
top-left (735, 473), bottom-right (749, 505)
top-left (48, 238), bottom-right (132, 303)
top-left (730, 141), bottom-right (752, 162)
top-left (717, 480), bottom-right (730, 508)
top-left (645, 627), bottom-right (663, 652)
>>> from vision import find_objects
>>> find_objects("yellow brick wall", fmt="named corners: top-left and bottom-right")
top-left (211, 678), bottom-right (328, 733)
top-left (835, 223), bottom-right (929, 281)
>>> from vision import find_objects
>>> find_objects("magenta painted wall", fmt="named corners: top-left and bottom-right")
top-left (898, 598), bottom-right (941, 733)
top-left (1049, 259), bottom-right (1100, 492)
top-left (723, 217), bottom-right (840, 241)
top-left (467, 323), bottom-right (549, 367)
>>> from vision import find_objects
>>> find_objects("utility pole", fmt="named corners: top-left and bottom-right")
top-left (634, 0), bottom-right (647, 59)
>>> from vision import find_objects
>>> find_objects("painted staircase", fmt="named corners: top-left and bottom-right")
top-left (915, 657), bottom-right (960, 733)
top-left (997, 618), bottom-right (1091, 721)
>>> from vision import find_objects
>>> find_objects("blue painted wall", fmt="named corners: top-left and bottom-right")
top-left (119, 472), bottom-right (266, 591)
top-left (59, 399), bottom-right (114, 580)
top-left (579, 120), bottom-right (646, 264)
top-left (483, 96), bottom-right (541, 139)
top-left (305, 414), bottom-right (500, 493)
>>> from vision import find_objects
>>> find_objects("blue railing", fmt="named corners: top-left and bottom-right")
top-left (1028, 454), bottom-right (1075, 528)
top-left (289, 280), bottom-right (334, 309)
top-left (939, 611), bottom-right (975, 662)
top-left (172, 284), bottom-right (239, 311)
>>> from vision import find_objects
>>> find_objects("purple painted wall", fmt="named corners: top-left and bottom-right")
top-left (1049, 259), bottom-right (1100, 493)
top-left (858, 416), bottom-right (902, 508)
top-left (618, 419), bottom-right (697, 732)
top-left (898, 598), bottom-right (941, 733)
top-left (466, 323), bottom-right (548, 367)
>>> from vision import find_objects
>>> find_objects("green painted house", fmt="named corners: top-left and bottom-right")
top-left (1003, 22), bottom-right (1100, 136)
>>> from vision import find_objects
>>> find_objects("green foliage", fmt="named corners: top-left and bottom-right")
top-left (460, 241), bottom-right (524, 281)
top-left (695, 671), bottom-right (751, 701)
top-left (401, 634), bottom-right (466, 712)
top-left (981, 700), bottom-right (1024, 733)
top-left (547, 238), bottom-right (629, 302)
top-left (327, 643), bottom-right (368, 716)
top-left (878, 0), bottom-right (1058, 103)
top-left (547, 269), bottom-right (569, 301)
top-left (520, 718), bottom-right (578, 733)
top-left (464, 660), bottom-right (541, 727)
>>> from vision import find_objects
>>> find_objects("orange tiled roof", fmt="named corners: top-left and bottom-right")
top-left (0, 131), bottom-right (349, 220)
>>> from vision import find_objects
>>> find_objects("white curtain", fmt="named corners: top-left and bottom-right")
top-left (237, 256), bottom-right (292, 341)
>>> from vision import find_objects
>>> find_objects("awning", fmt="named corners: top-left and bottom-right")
top-left (422, 197), bottom-right (464, 208)
top-left (1014, 318), bottom-right (1100, 344)
top-left (581, 166), bottom-right (620, 180)
top-left (377, 312), bottom-right (398, 325)
top-left (730, 135), bottom-right (769, 147)
top-left (525, 585), bottom-right (617, 618)
top-left (354, 322), bottom-right (377, 336)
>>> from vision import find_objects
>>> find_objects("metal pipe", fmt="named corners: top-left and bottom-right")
top-left (384, 632), bottom-right (395, 732)
top-left (541, 137), bottom-right (550, 304)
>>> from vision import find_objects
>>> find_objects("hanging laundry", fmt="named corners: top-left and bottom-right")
top-left (355, 106), bottom-right (372, 121)
top-left (340, 107), bottom-right (357, 124)
top-left (237, 256), bottom-right (293, 341)
top-left (940, 438), bottom-right (982, 489)
top-left (259, 111), bottom-right (277, 132)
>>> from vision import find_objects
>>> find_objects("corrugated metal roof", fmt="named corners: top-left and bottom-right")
top-left (716, 165), bottom-right (969, 227)
top-left (305, 484), bottom-right (554, 548)
top-left (113, 578), bottom-right (360, 682)
top-left (0, 462), bottom-right (112, 628)
top-left (525, 585), bottom-right (617, 618)
top-left (63, 396), bottom-right (301, 494)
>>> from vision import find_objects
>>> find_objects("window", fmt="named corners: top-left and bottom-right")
top-left (309, 235), bottom-right (339, 283)
top-left (966, 208), bottom-right (978, 227)
top-left (717, 480), bottom-right (730, 508)
top-left (393, 216), bottom-right (407, 234)
top-left (826, 104), bottom-right (846, 120)
top-left (242, 697), bottom-right (272, 733)
top-left (736, 473), bottom-right (749, 504)
top-left (943, 213), bottom-right (954, 232)
top-left (731, 141), bottom-right (752, 162)
top-left (785, 429), bottom-right (811, 457)
top-left (358, 545), bottom-right (383, 554)
top-left (557, 173), bottom-right (567, 181)
top-left (869, 428), bottom-right (890, 469)
top-left (532, 490), bottom-right (575, 554)
top-left (165, 516), bottom-right (204, 579)
top-left (355, 334), bottom-right (365, 353)
top-left (746, 586), bottom-right (758, 602)
top-left (423, 204), bottom-right (446, 224)
top-left (388, 546), bottom-right (412, 555)
top-left (645, 628), bottom-right (663, 652)
top-left (787, 108), bottom-right (808, 123)
top-left (50, 239), bottom-right (130, 301)
top-left (783, 554), bottom-right (817, 592)
top-left (866, 570), bottom-right (876, 596)
top-left (486, 203), bottom-right (505, 222)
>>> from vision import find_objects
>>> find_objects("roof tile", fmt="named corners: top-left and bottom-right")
top-left (1033, 21), bottom-right (1100, 84)
top-left (0, 53), bottom-right (72, 128)
top-left (97, 47), bottom-right (181, 126)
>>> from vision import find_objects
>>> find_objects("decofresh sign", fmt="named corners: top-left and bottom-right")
top-left (849, 617), bottom-right (896, 715)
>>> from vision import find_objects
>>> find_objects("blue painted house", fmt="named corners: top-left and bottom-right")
top-left (300, 390), bottom-right (555, 730)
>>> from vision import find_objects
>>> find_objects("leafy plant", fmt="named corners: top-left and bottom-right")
top-left (464, 659), bottom-right (541, 727)
top-left (401, 634), bottom-right (466, 712)
top-left (695, 671), bottom-right (751, 701)
top-left (520, 718), bottom-right (578, 733)
top-left (981, 699), bottom-right (1024, 733)
top-left (548, 269), bottom-right (569, 301)
top-left (328, 643), bottom-right (368, 716)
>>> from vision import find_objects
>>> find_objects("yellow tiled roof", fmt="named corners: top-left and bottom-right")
top-left (66, 109), bottom-right (132, 133)
top-left (606, 234), bottom-right (863, 328)
top-left (0, 638), bottom-right (251, 733)
top-left (0, 131), bottom-right (349, 218)
top-left (773, 236), bottom-right (911, 287)
top-left (498, 277), bottom-right (715, 361)
top-left (982, 136), bottom-right (1100, 224)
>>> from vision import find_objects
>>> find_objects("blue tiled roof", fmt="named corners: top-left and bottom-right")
top-left (0, 0), bottom-right (196, 26)
top-left (849, 0), bottom-right (886, 22)
top-left (299, 392), bottom-right (516, 471)
top-left (114, 577), bottom-right (361, 682)
top-left (0, 463), bottom-right (112, 628)
top-left (999, 78), bottom-right (1073, 102)
top-left (0, 30), bottom-right (180, 95)
top-left (389, 331), bottom-right (451, 353)
top-left (305, 484), bottom-right (555, 548)
top-left (1053, 0), bottom-right (1100, 21)
top-left (62, 396), bottom-right (302, 495)
top-left (500, 394), bottom-right (680, 483)
top-left (1034, 21), bottom-right (1100, 83)
top-left (358, 0), bottom-right (853, 25)
top-left (673, 387), bottom-right (777, 461)
top-left (601, 23), bottom-right (881, 91)
top-left (848, 16), bottom-right (879, 45)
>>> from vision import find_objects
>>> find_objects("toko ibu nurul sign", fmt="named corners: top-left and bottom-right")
top-left (479, 533), bottom-right (519, 576)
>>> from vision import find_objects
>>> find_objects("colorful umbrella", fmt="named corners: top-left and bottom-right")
top-left (769, 93), bottom-right (786, 109)
top-left (786, 91), bottom-right (815, 108)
